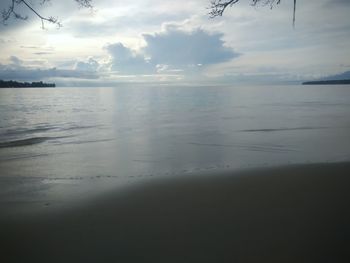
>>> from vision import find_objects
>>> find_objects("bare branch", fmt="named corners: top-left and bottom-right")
top-left (209, 0), bottom-right (296, 27)
top-left (208, 0), bottom-right (240, 18)
top-left (21, 0), bottom-right (62, 28)
top-left (2, 0), bottom-right (19, 25)
top-left (75, 0), bottom-right (93, 9)
top-left (293, 0), bottom-right (296, 27)
top-left (1, 0), bottom-right (93, 28)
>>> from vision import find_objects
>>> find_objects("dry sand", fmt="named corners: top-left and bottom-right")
top-left (1, 162), bottom-right (350, 263)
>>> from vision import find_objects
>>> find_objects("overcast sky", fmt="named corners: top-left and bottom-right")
top-left (0, 0), bottom-right (349, 86)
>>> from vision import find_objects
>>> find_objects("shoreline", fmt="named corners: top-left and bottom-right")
top-left (2, 161), bottom-right (350, 262)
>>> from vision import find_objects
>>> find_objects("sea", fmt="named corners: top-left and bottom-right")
top-left (1, 84), bottom-right (350, 209)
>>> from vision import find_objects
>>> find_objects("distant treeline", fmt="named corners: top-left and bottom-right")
top-left (302, 79), bottom-right (350, 85)
top-left (0, 80), bottom-right (55, 88)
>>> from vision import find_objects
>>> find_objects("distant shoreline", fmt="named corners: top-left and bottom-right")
top-left (302, 79), bottom-right (350, 85)
top-left (0, 80), bottom-right (55, 88)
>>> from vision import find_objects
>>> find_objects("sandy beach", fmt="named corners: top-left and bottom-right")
top-left (1, 162), bottom-right (350, 263)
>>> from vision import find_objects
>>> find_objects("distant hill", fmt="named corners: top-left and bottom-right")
top-left (302, 79), bottom-right (350, 85)
top-left (0, 80), bottom-right (55, 88)
top-left (302, 71), bottom-right (350, 85)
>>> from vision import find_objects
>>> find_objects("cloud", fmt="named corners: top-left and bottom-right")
top-left (33, 52), bottom-right (54, 55)
top-left (105, 26), bottom-right (239, 76)
top-left (105, 42), bottom-right (153, 74)
top-left (74, 57), bottom-right (100, 71)
top-left (327, 0), bottom-right (350, 5)
top-left (69, 13), bottom-right (187, 38)
top-left (0, 56), bottom-right (99, 81)
top-left (9, 55), bottom-right (23, 66)
top-left (142, 27), bottom-right (239, 67)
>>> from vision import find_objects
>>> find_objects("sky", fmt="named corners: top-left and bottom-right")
top-left (0, 0), bottom-right (350, 86)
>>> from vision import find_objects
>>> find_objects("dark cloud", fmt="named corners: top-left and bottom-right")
top-left (20, 45), bottom-right (40, 49)
top-left (142, 27), bottom-right (239, 67)
top-left (19, 45), bottom-right (55, 56)
top-left (0, 63), bottom-right (99, 81)
top-left (33, 52), bottom-right (54, 55)
top-left (0, 54), bottom-right (101, 81)
top-left (323, 0), bottom-right (350, 8)
top-left (330, 0), bottom-right (350, 4)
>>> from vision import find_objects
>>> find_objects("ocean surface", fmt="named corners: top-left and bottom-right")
top-left (1, 85), bottom-right (350, 209)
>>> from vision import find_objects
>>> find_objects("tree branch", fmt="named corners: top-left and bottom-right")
top-left (209, 0), bottom-right (296, 27)
top-left (293, 0), bottom-right (296, 27)
top-left (1, 0), bottom-right (93, 28)
top-left (209, 0), bottom-right (240, 18)
top-left (21, 0), bottom-right (61, 28)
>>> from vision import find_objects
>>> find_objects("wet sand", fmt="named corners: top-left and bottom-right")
top-left (1, 162), bottom-right (350, 263)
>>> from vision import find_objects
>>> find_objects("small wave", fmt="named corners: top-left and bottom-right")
top-left (0, 136), bottom-right (66, 148)
top-left (0, 153), bottom-right (50, 161)
top-left (1, 124), bottom-right (100, 138)
top-left (2, 126), bottom-right (58, 137)
top-left (59, 138), bottom-right (114, 145)
top-left (239, 126), bottom-right (329, 132)
top-left (60, 124), bottom-right (101, 132)
top-left (189, 142), bottom-right (237, 148)
top-left (189, 142), bottom-right (296, 153)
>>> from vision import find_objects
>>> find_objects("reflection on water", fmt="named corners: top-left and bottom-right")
top-left (1, 85), bottom-right (350, 206)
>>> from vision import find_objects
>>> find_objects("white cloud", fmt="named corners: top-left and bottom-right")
top-left (105, 26), bottom-right (238, 77)
top-left (142, 26), bottom-right (239, 66)
top-left (74, 57), bottom-right (100, 71)
top-left (106, 42), bottom-right (153, 74)
top-left (9, 55), bottom-right (23, 66)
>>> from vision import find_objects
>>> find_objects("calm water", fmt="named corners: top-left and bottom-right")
top-left (1, 85), bottom-right (350, 208)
